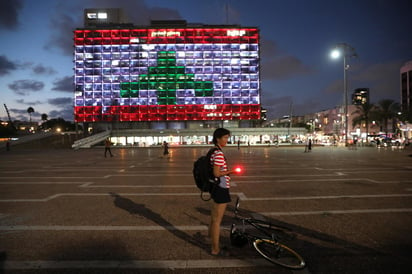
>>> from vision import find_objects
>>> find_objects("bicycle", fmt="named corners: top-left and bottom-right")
top-left (230, 197), bottom-right (306, 269)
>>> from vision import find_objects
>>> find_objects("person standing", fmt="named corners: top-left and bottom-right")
top-left (209, 128), bottom-right (234, 256)
top-left (162, 141), bottom-right (170, 158)
top-left (104, 137), bottom-right (113, 157)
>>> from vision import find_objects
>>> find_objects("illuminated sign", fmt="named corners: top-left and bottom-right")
top-left (73, 27), bottom-right (260, 122)
top-left (86, 12), bottom-right (107, 19)
top-left (151, 31), bottom-right (181, 37)
top-left (227, 30), bottom-right (246, 36)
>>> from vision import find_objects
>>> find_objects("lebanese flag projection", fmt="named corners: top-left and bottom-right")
top-left (73, 28), bottom-right (260, 122)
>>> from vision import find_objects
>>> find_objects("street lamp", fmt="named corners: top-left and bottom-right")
top-left (330, 43), bottom-right (357, 147)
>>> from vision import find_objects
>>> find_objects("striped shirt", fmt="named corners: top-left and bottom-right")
top-left (210, 149), bottom-right (230, 189)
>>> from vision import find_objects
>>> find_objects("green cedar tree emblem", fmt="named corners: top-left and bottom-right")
top-left (120, 51), bottom-right (214, 105)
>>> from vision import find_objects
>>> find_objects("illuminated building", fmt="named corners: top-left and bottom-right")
top-left (401, 61), bottom-right (412, 113)
top-left (74, 9), bottom-right (261, 130)
top-left (352, 88), bottom-right (369, 105)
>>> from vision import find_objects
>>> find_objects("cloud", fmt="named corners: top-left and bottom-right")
top-left (52, 76), bottom-right (73, 92)
top-left (0, 58), bottom-right (56, 77)
top-left (16, 99), bottom-right (43, 106)
top-left (260, 39), bottom-right (282, 60)
top-left (0, 55), bottom-right (18, 76)
top-left (9, 107), bottom-right (40, 121)
top-left (45, 0), bottom-right (183, 55)
top-left (8, 80), bottom-right (45, 96)
top-left (32, 64), bottom-right (57, 75)
top-left (45, 12), bottom-right (78, 55)
top-left (49, 107), bottom-right (74, 121)
top-left (8, 102), bottom-right (73, 122)
top-left (322, 79), bottom-right (343, 95)
top-left (48, 97), bottom-right (72, 106)
top-left (262, 95), bottom-right (322, 119)
top-left (0, 0), bottom-right (23, 30)
top-left (262, 96), bottom-right (293, 118)
top-left (144, 7), bottom-right (182, 21)
top-left (261, 55), bottom-right (313, 80)
top-left (350, 61), bottom-right (402, 101)
top-left (322, 60), bottom-right (403, 104)
top-left (260, 38), bottom-right (313, 80)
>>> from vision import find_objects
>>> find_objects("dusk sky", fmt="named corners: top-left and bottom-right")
top-left (0, 0), bottom-right (411, 123)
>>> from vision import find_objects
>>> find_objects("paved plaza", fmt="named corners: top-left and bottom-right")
top-left (0, 145), bottom-right (412, 273)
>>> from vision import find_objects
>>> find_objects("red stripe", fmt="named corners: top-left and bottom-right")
top-left (74, 28), bottom-right (259, 45)
top-left (73, 104), bottom-right (261, 122)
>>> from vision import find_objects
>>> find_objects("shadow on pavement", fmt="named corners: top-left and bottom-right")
top-left (0, 251), bottom-right (6, 274)
top-left (197, 201), bottom-right (411, 274)
top-left (109, 192), bottom-right (210, 254)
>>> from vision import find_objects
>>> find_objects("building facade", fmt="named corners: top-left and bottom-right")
top-left (401, 61), bottom-right (412, 113)
top-left (352, 88), bottom-right (369, 105)
top-left (74, 9), bottom-right (262, 132)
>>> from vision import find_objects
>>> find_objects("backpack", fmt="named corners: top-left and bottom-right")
top-left (193, 147), bottom-right (220, 201)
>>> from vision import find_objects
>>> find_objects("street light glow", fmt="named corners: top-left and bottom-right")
top-left (331, 49), bottom-right (341, 59)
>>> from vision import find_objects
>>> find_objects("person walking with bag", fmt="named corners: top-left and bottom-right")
top-left (209, 128), bottom-right (234, 256)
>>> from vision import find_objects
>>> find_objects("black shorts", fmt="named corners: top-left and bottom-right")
top-left (211, 186), bottom-right (231, 204)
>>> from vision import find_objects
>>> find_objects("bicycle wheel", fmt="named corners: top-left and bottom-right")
top-left (253, 238), bottom-right (305, 269)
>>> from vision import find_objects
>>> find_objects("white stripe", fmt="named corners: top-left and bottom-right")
top-left (1, 192), bottom-right (410, 203)
top-left (261, 208), bottom-right (412, 216)
top-left (237, 178), bottom-right (410, 184)
top-left (243, 194), bottom-right (412, 201)
top-left (0, 193), bottom-right (202, 202)
top-left (3, 259), bottom-right (272, 270)
top-left (0, 182), bottom-right (94, 185)
top-left (0, 225), bottom-right (208, 231)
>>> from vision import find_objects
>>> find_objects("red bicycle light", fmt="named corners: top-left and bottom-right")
top-left (234, 167), bottom-right (242, 173)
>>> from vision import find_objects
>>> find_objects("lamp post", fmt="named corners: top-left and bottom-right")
top-left (331, 43), bottom-right (357, 147)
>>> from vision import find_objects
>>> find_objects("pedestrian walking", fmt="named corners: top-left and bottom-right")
top-left (162, 141), bottom-right (170, 158)
top-left (208, 128), bottom-right (234, 256)
top-left (104, 137), bottom-right (113, 157)
top-left (305, 139), bottom-right (312, 152)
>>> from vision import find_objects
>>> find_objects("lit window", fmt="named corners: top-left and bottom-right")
top-left (98, 12), bottom-right (107, 19)
top-left (87, 13), bottom-right (97, 19)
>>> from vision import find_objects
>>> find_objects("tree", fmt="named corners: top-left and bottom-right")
top-left (374, 99), bottom-right (400, 136)
top-left (27, 107), bottom-right (34, 123)
top-left (41, 113), bottom-right (48, 122)
top-left (41, 118), bottom-right (78, 132)
top-left (351, 103), bottom-right (375, 143)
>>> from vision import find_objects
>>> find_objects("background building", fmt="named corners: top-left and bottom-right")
top-left (352, 88), bottom-right (369, 105)
top-left (400, 61), bottom-right (412, 113)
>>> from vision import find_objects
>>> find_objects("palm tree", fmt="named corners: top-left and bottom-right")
top-left (351, 103), bottom-right (375, 143)
top-left (27, 107), bottom-right (34, 123)
top-left (41, 113), bottom-right (48, 122)
top-left (375, 99), bottom-right (400, 136)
